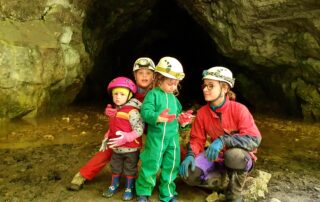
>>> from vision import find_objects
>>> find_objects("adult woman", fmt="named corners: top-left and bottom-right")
top-left (179, 66), bottom-right (261, 202)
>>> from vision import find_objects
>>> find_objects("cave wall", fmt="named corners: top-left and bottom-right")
top-left (0, 0), bottom-right (92, 118)
top-left (176, 0), bottom-right (320, 120)
top-left (0, 0), bottom-right (319, 121)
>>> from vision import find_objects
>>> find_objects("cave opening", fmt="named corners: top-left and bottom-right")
top-left (75, 0), bottom-right (237, 110)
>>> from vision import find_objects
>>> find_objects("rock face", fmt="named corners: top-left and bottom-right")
top-left (0, 0), bottom-right (320, 120)
top-left (176, 0), bottom-right (320, 120)
top-left (0, 0), bottom-right (91, 118)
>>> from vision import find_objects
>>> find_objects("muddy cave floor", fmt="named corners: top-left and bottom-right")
top-left (0, 106), bottom-right (319, 202)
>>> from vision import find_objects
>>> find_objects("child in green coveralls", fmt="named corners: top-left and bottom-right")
top-left (135, 56), bottom-right (188, 202)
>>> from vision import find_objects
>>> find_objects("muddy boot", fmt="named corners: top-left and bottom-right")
top-left (67, 172), bottom-right (86, 191)
top-left (123, 176), bottom-right (135, 201)
top-left (225, 171), bottom-right (247, 202)
top-left (136, 196), bottom-right (148, 202)
top-left (103, 174), bottom-right (120, 198)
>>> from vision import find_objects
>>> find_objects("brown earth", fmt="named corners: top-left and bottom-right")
top-left (0, 106), bottom-right (319, 202)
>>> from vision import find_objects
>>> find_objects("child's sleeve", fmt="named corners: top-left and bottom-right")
top-left (141, 90), bottom-right (159, 125)
top-left (128, 109), bottom-right (144, 136)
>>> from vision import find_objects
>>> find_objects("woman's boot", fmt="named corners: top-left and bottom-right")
top-left (225, 170), bottom-right (248, 202)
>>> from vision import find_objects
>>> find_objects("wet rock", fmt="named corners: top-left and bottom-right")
top-left (206, 192), bottom-right (225, 202)
top-left (243, 170), bottom-right (272, 201)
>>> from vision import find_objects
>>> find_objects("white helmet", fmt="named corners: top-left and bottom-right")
top-left (133, 57), bottom-right (155, 71)
top-left (202, 66), bottom-right (235, 88)
top-left (155, 56), bottom-right (185, 80)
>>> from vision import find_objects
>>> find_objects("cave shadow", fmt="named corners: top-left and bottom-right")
top-left (75, 0), bottom-right (239, 110)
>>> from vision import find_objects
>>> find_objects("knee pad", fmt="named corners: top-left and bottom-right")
top-left (224, 148), bottom-right (252, 171)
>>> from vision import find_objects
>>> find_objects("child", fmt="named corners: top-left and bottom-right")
top-left (68, 57), bottom-right (155, 191)
top-left (101, 76), bottom-right (144, 201)
top-left (135, 56), bottom-right (185, 202)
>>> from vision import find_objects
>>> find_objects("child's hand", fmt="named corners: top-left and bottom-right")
top-left (177, 110), bottom-right (194, 127)
top-left (104, 104), bottom-right (117, 118)
top-left (99, 130), bottom-right (110, 151)
top-left (158, 109), bottom-right (176, 122)
top-left (99, 138), bottom-right (109, 152)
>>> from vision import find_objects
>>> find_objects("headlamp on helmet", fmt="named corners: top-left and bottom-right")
top-left (202, 66), bottom-right (235, 88)
top-left (133, 57), bottom-right (155, 71)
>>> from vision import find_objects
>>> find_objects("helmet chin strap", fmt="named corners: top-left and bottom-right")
top-left (116, 92), bottom-right (132, 107)
top-left (210, 85), bottom-right (224, 105)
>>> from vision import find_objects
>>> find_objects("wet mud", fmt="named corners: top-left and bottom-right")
top-left (0, 106), bottom-right (319, 202)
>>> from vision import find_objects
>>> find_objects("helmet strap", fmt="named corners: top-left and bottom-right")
top-left (210, 82), bottom-right (225, 105)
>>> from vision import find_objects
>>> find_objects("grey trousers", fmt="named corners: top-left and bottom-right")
top-left (110, 150), bottom-right (140, 176)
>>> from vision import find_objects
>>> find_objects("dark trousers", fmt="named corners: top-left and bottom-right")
top-left (110, 151), bottom-right (140, 176)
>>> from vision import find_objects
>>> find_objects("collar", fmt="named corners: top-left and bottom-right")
top-left (208, 95), bottom-right (230, 113)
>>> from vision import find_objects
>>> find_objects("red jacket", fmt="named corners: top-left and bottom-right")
top-left (190, 97), bottom-right (261, 158)
top-left (108, 105), bottom-right (142, 148)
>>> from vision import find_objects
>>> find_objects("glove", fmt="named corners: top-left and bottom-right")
top-left (107, 130), bottom-right (140, 148)
top-left (104, 104), bottom-right (117, 118)
top-left (158, 109), bottom-right (176, 122)
top-left (179, 155), bottom-right (195, 179)
top-left (99, 130), bottom-right (110, 151)
top-left (205, 138), bottom-right (224, 162)
top-left (99, 138), bottom-right (109, 152)
top-left (177, 110), bottom-right (194, 127)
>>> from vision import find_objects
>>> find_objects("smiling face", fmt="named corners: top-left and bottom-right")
top-left (134, 68), bottom-right (154, 89)
top-left (159, 78), bottom-right (179, 94)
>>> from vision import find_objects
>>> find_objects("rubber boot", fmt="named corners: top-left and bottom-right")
top-left (67, 172), bottom-right (86, 191)
top-left (103, 174), bottom-right (120, 198)
top-left (225, 170), bottom-right (248, 202)
top-left (136, 195), bottom-right (148, 202)
top-left (123, 176), bottom-right (135, 201)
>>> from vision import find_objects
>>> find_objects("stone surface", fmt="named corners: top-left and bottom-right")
top-left (177, 0), bottom-right (320, 120)
top-left (205, 170), bottom-right (272, 202)
top-left (1, 0), bottom-right (320, 120)
top-left (0, 1), bottom-right (91, 118)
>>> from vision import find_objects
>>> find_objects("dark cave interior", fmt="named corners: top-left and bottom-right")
top-left (75, 0), bottom-right (241, 110)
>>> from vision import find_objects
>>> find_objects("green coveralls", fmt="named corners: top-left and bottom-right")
top-left (136, 87), bottom-right (182, 202)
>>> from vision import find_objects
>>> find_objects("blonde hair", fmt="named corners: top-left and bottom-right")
top-left (153, 72), bottom-right (181, 96)
top-left (112, 87), bottom-right (133, 100)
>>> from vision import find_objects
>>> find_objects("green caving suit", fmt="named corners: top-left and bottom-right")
top-left (135, 87), bottom-right (182, 202)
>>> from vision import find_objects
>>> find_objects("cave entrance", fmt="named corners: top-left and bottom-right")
top-left (76, 0), bottom-right (231, 109)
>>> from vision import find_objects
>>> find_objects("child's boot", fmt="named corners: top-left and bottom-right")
top-left (123, 176), bottom-right (135, 200)
top-left (67, 172), bottom-right (86, 191)
top-left (103, 173), bottom-right (120, 198)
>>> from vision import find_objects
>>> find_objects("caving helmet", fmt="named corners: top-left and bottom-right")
top-left (202, 66), bottom-right (235, 88)
top-left (155, 56), bottom-right (185, 80)
top-left (132, 57), bottom-right (155, 72)
top-left (107, 76), bottom-right (137, 94)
